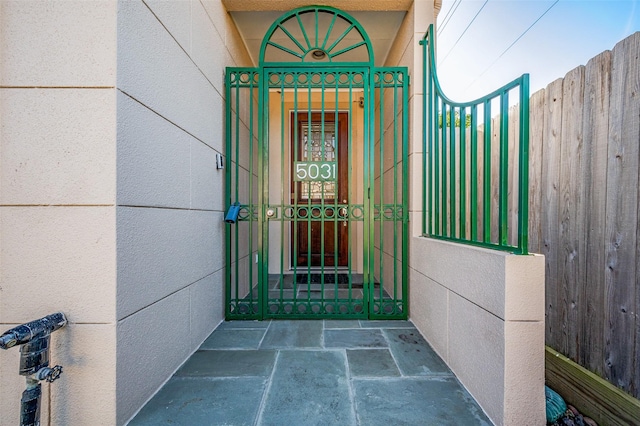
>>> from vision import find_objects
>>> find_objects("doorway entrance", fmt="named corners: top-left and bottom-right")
top-left (292, 112), bottom-right (348, 268)
top-left (225, 6), bottom-right (408, 320)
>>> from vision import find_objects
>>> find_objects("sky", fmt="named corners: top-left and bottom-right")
top-left (435, 0), bottom-right (640, 101)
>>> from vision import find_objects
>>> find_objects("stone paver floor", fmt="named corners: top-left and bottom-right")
top-left (130, 320), bottom-right (492, 425)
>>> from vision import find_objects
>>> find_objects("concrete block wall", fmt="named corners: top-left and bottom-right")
top-left (0, 0), bottom-right (118, 424)
top-left (373, 0), bottom-right (436, 298)
top-left (409, 237), bottom-right (546, 425)
top-left (1, 1), bottom-right (251, 424)
top-left (115, 1), bottom-right (251, 424)
top-left (400, 3), bottom-right (546, 424)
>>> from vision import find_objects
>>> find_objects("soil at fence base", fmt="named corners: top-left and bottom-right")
top-left (549, 405), bottom-right (597, 426)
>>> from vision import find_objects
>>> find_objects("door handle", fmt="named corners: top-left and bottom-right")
top-left (339, 199), bottom-right (348, 218)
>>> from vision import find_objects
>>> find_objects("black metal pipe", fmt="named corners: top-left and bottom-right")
top-left (1, 313), bottom-right (67, 426)
top-left (0, 312), bottom-right (67, 349)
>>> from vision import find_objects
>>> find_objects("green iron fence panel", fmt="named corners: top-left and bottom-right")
top-left (421, 25), bottom-right (530, 254)
top-left (225, 7), bottom-right (409, 321)
top-left (370, 68), bottom-right (409, 319)
top-left (261, 68), bottom-right (369, 319)
top-left (225, 68), bottom-right (261, 319)
top-left (225, 65), bottom-right (408, 320)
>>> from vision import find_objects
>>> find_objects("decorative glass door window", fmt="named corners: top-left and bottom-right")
top-left (300, 122), bottom-right (337, 200)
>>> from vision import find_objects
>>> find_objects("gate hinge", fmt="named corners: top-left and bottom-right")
top-left (407, 75), bottom-right (411, 86)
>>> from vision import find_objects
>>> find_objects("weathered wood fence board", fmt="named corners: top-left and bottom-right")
top-left (528, 89), bottom-right (545, 254)
top-left (582, 50), bottom-right (611, 378)
top-left (541, 78), bottom-right (564, 350)
top-left (560, 65), bottom-right (586, 361)
top-left (529, 31), bottom-right (640, 399)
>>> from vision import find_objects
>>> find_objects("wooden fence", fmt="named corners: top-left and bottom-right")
top-left (528, 31), bottom-right (640, 399)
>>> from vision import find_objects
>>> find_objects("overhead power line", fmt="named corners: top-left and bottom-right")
top-left (439, 0), bottom-right (489, 66)
top-left (438, 0), bottom-right (462, 36)
top-left (464, 0), bottom-right (560, 92)
top-left (438, 0), bottom-right (458, 26)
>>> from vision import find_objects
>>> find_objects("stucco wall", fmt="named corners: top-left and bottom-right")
top-left (115, 1), bottom-right (251, 424)
top-left (409, 237), bottom-right (546, 425)
top-left (0, 0), bottom-right (118, 424)
top-left (1, 1), bottom-right (251, 424)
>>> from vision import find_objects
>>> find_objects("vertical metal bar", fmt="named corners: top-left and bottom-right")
top-left (224, 70), bottom-right (233, 316)
top-left (307, 69), bottom-right (312, 307)
top-left (234, 74), bottom-right (241, 311)
top-left (334, 72), bottom-right (339, 307)
top-left (347, 73), bottom-right (354, 305)
top-left (293, 72), bottom-right (300, 309)
top-left (470, 104), bottom-right (478, 241)
top-left (434, 96), bottom-right (440, 235)
top-left (422, 39), bottom-right (429, 236)
top-left (460, 107), bottom-right (467, 240)
top-left (279, 73), bottom-right (286, 305)
top-left (378, 73), bottom-right (384, 308)
top-left (518, 75), bottom-right (530, 254)
top-left (259, 70), bottom-right (268, 318)
top-left (499, 91), bottom-right (509, 246)
top-left (449, 105), bottom-right (456, 237)
top-left (321, 72), bottom-right (326, 304)
top-left (392, 72), bottom-right (398, 305)
top-left (401, 68), bottom-right (409, 318)
top-left (364, 70), bottom-right (373, 315)
top-left (441, 102), bottom-right (448, 236)
top-left (483, 99), bottom-right (491, 243)
top-left (249, 72), bottom-right (255, 305)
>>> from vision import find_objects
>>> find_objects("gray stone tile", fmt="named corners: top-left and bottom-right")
top-left (347, 349), bottom-right (401, 377)
top-left (260, 320), bottom-right (323, 348)
top-left (353, 377), bottom-right (492, 426)
top-left (297, 288), bottom-right (364, 299)
top-left (359, 320), bottom-right (414, 328)
top-left (176, 350), bottom-right (276, 377)
top-left (324, 329), bottom-right (388, 348)
top-left (129, 377), bottom-right (265, 426)
top-left (268, 289), bottom-right (295, 299)
top-left (383, 328), bottom-right (452, 375)
top-left (260, 350), bottom-right (356, 425)
top-left (200, 329), bottom-right (266, 349)
top-left (216, 320), bottom-right (270, 330)
top-left (324, 319), bottom-right (361, 329)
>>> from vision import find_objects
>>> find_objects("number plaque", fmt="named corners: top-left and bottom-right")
top-left (293, 161), bottom-right (337, 182)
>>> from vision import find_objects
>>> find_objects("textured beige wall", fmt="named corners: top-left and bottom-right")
top-left (385, 0), bottom-right (435, 239)
top-left (404, 3), bottom-right (545, 424)
top-left (1, 0), bottom-right (251, 424)
top-left (0, 0), bottom-right (118, 424)
top-left (372, 1), bottom-right (435, 296)
top-left (409, 237), bottom-right (546, 425)
top-left (115, 1), bottom-right (251, 424)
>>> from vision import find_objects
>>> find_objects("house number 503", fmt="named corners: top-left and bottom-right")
top-left (294, 162), bottom-right (337, 181)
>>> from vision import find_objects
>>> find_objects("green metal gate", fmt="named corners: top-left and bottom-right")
top-left (225, 7), bottom-right (408, 320)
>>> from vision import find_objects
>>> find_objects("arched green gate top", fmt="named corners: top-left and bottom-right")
top-left (259, 6), bottom-right (374, 66)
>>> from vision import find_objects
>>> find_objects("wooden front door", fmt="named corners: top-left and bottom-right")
top-left (292, 112), bottom-right (348, 267)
